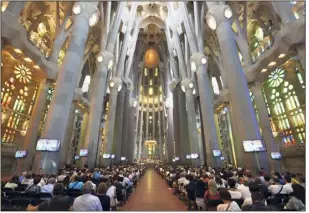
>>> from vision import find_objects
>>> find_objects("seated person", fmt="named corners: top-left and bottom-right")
top-left (242, 183), bottom-right (267, 207)
top-left (284, 184), bottom-right (305, 211)
top-left (27, 183), bottom-right (73, 211)
top-left (41, 177), bottom-right (56, 194)
top-left (4, 175), bottom-right (20, 190)
top-left (242, 191), bottom-right (274, 211)
top-left (204, 179), bottom-right (221, 211)
top-left (97, 183), bottom-right (111, 211)
top-left (217, 189), bottom-right (241, 211)
top-left (268, 177), bottom-right (291, 196)
top-left (72, 182), bottom-right (102, 211)
top-left (25, 175), bottom-right (41, 193)
top-left (227, 179), bottom-right (242, 199)
top-left (22, 174), bottom-right (33, 186)
top-left (68, 175), bottom-right (84, 191)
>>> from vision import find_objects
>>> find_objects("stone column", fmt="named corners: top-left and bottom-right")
top-left (138, 110), bottom-right (144, 159)
top-left (161, 106), bottom-right (167, 160)
top-left (5, 1), bottom-right (25, 16)
top-left (182, 78), bottom-right (200, 166)
top-left (166, 97), bottom-right (175, 163)
top-left (251, 82), bottom-right (278, 171)
top-left (171, 84), bottom-right (180, 160)
top-left (121, 87), bottom-right (130, 160)
top-left (192, 53), bottom-right (220, 168)
top-left (103, 77), bottom-right (122, 166)
top-left (77, 111), bottom-right (89, 168)
top-left (146, 98), bottom-right (150, 141)
top-left (32, 2), bottom-right (98, 174)
top-left (206, 4), bottom-right (268, 172)
top-left (16, 79), bottom-right (50, 174)
top-left (158, 109), bottom-right (163, 160)
top-left (127, 104), bottom-right (136, 163)
top-left (86, 51), bottom-right (113, 169)
top-left (113, 84), bottom-right (126, 164)
top-left (152, 100), bottom-right (155, 141)
top-left (178, 87), bottom-right (190, 164)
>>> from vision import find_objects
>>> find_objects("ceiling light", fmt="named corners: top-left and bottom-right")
top-left (189, 82), bottom-right (194, 89)
top-left (224, 7), bottom-right (233, 19)
top-left (33, 65), bottom-right (40, 69)
top-left (149, 116), bottom-right (152, 120)
top-left (72, 4), bottom-right (82, 15)
top-left (14, 49), bottom-right (22, 53)
top-left (191, 61), bottom-right (197, 72)
top-left (118, 84), bottom-right (122, 92)
top-left (108, 60), bottom-right (113, 69)
top-left (109, 81), bottom-right (115, 88)
top-left (24, 58), bottom-right (32, 63)
top-left (89, 11), bottom-right (100, 27)
top-left (193, 89), bottom-right (196, 95)
top-left (261, 68), bottom-right (267, 72)
top-left (278, 54), bottom-right (286, 59)
top-left (206, 14), bottom-right (217, 30)
top-left (268, 61), bottom-right (276, 66)
top-left (201, 56), bottom-right (207, 64)
top-left (181, 85), bottom-right (185, 92)
top-left (97, 53), bottom-right (103, 63)
top-left (133, 101), bottom-right (137, 108)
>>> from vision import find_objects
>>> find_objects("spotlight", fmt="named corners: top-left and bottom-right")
top-left (97, 53), bottom-right (103, 63)
top-left (224, 7), bottom-right (233, 19)
top-left (109, 81), bottom-right (115, 88)
top-left (201, 56), bottom-right (207, 64)
top-left (206, 14), bottom-right (217, 30)
top-left (89, 11), bottom-right (100, 27)
top-left (72, 4), bottom-right (82, 15)
top-left (188, 82), bottom-right (194, 89)
top-left (191, 61), bottom-right (197, 72)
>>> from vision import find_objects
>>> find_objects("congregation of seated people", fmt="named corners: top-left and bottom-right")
top-left (155, 164), bottom-right (305, 211)
top-left (1, 164), bottom-right (146, 211)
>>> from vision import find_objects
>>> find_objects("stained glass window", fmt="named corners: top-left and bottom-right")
top-left (263, 64), bottom-right (305, 146)
top-left (267, 68), bottom-right (285, 87)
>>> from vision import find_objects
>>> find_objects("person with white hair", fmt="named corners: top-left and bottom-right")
top-left (41, 177), bottom-right (56, 194)
top-left (72, 182), bottom-right (102, 211)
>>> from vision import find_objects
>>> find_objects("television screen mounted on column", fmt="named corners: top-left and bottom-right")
top-left (213, 150), bottom-right (222, 157)
top-left (80, 149), bottom-right (88, 157)
top-left (243, 140), bottom-right (266, 152)
top-left (36, 139), bottom-right (60, 152)
top-left (15, 150), bottom-right (27, 158)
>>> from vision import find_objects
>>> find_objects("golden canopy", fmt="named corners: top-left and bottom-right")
top-left (144, 48), bottom-right (159, 68)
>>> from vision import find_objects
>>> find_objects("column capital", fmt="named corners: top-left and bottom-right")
top-left (109, 77), bottom-right (122, 91)
top-left (73, 2), bottom-right (99, 19)
top-left (190, 52), bottom-right (207, 72)
top-left (97, 50), bottom-right (114, 67)
top-left (181, 78), bottom-right (195, 93)
top-left (169, 78), bottom-right (181, 91)
top-left (206, 4), bottom-right (233, 30)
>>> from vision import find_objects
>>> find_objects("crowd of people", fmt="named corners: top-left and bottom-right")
top-left (156, 164), bottom-right (306, 211)
top-left (2, 164), bottom-right (146, 211)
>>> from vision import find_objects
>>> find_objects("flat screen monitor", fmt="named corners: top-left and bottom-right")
top-left (213, 150), bottom-right (222, 157)
top-left (186, 154), bottom-right (191, 159)
top-left (121, 157), bottom-right (126, 161)
top-left (220, 156), bottom-right (225, 160)
top-left (191, 153), bottom-right (199, 159)
top-left (103, 154), bottom-right (111, 159)
top-left (80, 149), bottom-right (88, 157)
top-left (75, 155), bottom-right (80, 160)
top-left (174, 157), bottom-right (179, 161)
top-left (111, 154), bottom-right (115, 159)
top-left (15, 150), bottom-right (27, 158)
top-left (271, 152), bottom-right (282, 160)
top-left (36, 139), bottom-right (60, 152)
top-left (243, 140), bottom-right (266, 152)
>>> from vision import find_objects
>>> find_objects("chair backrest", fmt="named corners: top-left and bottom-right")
top-left (206, 199), bottom-right (224, 207)
top-left (231, 199), bottom-right (244, 206)
top-left (15, 186), bottom-right (26, 192)
top-left (2, 188), bottom-right (13, 192)
top-left (5, 191), bottom-right (21, 199)
top-left (68, 192), bottom-right (83, 198)
top-left (11, 198), bottom-right (31, 207)
top-left (39, 192), bottom-right (52, 198)
top-left (1, 198), bottom-right (11, 206)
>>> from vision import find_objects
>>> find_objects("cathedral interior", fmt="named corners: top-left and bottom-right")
top-left (0, 1), bottom-right (306, 176)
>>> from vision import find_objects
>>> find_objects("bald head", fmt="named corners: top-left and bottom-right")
top-left (83, 181), bottom-right (93, 194)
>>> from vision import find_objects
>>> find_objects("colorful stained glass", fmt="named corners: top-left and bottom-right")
top-left (267, 68), bottom-right (285, 87)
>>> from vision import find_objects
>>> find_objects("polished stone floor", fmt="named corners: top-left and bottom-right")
top-left (123, 168), bottom-right (187, 211)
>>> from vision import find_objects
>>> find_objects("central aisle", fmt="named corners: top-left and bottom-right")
top-left (123, 168), bottom-right (187, 211)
